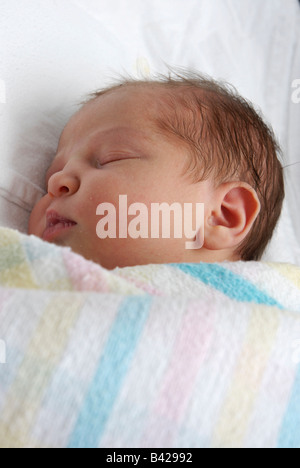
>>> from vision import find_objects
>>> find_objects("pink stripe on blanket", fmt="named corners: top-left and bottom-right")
top-left (62, 250), bottom-right (110, 292)
top-left (142, 301), bottom-right (215, 446)
top-left (114, 274), bottom-right (163, 296)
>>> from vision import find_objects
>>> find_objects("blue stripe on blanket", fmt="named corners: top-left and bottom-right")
top-left (277, 364), bottom-right (300, 448)
top-left (67, 295), bottom-right (152, 448)
top-left (171, 263), bottom-right (283, 308)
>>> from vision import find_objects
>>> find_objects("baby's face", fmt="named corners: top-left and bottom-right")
top-left (29, 86), bottom-right (213, 269)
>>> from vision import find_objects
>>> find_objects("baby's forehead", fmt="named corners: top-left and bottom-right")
top-left (58, 87), bottom-right (163, 142)
top-left (57, 84), bottom-right (206, 158)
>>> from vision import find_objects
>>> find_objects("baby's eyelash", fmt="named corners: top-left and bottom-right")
top-left (95, 159), bottom-right (117, 168)
top-left (95, 156), bottom-right (134, 168)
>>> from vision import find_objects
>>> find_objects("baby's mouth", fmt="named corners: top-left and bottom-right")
top-left (42, 210), bottom-right (77, 241)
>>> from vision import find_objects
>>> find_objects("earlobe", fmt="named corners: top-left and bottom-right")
top-left (203, 182), bottom-right (261, 251)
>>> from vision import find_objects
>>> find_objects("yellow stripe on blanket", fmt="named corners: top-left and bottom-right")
top-left (268, 263), bottom-right (300, 290)
top-left (0, 262), bottom-right (38, 289)
top-left (211, 304), bottom-right (280, 448)
top-left (0, 230), bottom-right (37, 288)
top-left (0, 293), bottom-right (83, 448)
top-left (0, 227), bottom-right (21, 247)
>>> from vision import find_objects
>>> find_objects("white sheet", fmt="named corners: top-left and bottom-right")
top-left (0, 0), bottom-right (299, 264)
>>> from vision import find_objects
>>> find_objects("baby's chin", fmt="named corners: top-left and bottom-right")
top-left (39, 228), bottom-right (190, 269)
top-left (45, 231), bottom-right (111, 267)
top-left (53, 237), bottom-right (143, 270)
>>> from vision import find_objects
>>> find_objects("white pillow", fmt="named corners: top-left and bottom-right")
top-left (0, 0), bottom-right (299, 264)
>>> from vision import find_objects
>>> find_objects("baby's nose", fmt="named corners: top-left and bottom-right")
top-left (47, 171), bottom-right (80, 198)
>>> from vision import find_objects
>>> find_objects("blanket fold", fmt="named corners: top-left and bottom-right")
top-left (0, 227), bottom-right (300, 448)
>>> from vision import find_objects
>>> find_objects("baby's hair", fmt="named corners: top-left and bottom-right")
top-left (83, 68), bottom-right (285, 261)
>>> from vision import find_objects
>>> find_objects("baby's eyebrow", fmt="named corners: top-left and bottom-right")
top-left (94, 126), bottom-right (154, 146)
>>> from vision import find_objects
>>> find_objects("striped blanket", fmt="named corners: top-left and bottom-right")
top-left (0, 227), bottom-right (300, 448)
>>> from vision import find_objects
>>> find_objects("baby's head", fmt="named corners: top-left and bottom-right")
top-left (28, 71), bottom-right (284, 269)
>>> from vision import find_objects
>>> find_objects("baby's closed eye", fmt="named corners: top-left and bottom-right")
top-left (45, 151), bottom-right (141, 184)
top-left (95, 154), bottom-right (141, 168)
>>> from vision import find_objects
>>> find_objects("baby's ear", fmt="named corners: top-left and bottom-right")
top-left (203, 182), bottom-right (261, 251)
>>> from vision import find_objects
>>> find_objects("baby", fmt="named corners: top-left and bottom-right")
top-left (28, 71), bottom-right (284, 270)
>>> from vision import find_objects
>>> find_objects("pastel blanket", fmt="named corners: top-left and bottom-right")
top-left (0, 227), bottom-right (300, 448)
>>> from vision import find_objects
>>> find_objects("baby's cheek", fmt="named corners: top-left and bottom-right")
top-left (76, 196), bottom-right (98, 223)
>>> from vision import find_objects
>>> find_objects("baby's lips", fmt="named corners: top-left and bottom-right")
top-left (45, 209), bottom-right (77, 228)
